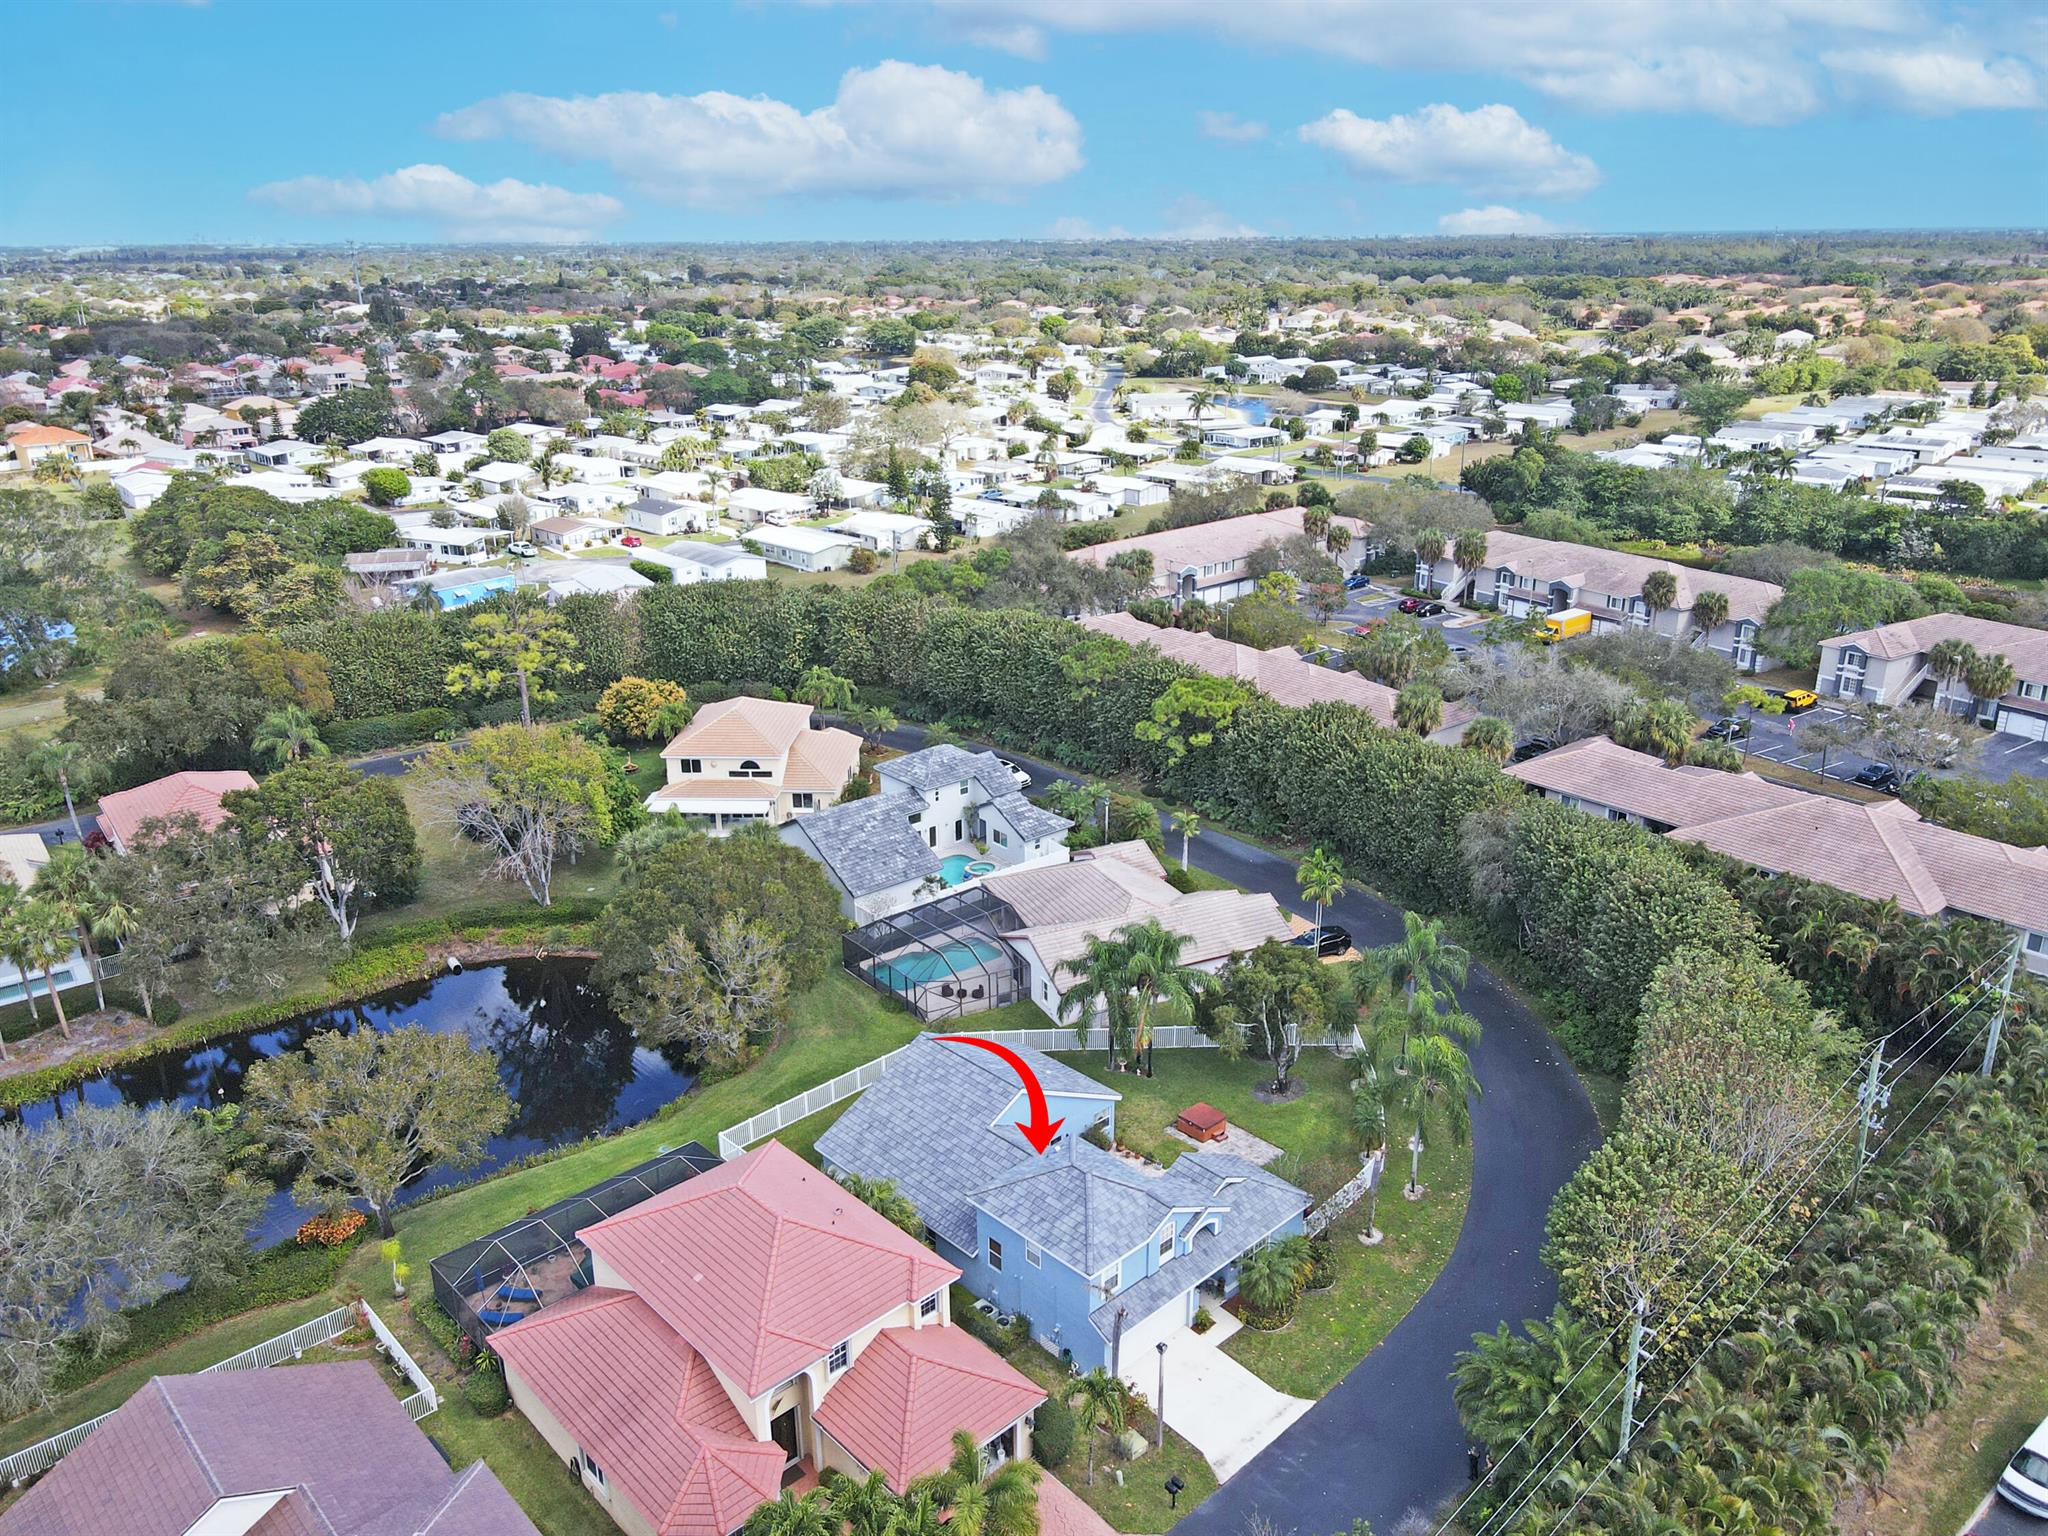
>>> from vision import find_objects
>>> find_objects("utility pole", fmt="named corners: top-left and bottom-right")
top-left (1852, 1045), bottom-right (1887, 1194)
top-left (1981, 937), bottom-right (2022, 1077)
top-left (1618, 1297), bottom-right (1648, 1455)
top-left (1155, 1342), bottom-right (1168, 1451)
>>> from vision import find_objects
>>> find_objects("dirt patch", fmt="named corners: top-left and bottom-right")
top-left (0, 1007), bottom-right (155, 1083)
top-left (1251, 1080), bottom-right (1307, 1105)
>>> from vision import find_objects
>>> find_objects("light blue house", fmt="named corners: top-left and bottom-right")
top-left (817, 1035), bottom-right (1309, 1384)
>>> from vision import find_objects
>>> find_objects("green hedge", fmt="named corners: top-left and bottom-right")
top-left (320, 708), bottom-right (459, 755)
top-left (0, 906), bottom-right (601, 1109)
top-left (43, 1233), bottom-right (360, 1398)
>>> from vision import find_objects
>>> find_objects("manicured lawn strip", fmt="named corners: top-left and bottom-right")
top-left (424, 1392), bottom-right (618, 1536)
top-left (1221, 1115), bottom-right (1472, 1399)
top-left (1003, 1343), bottom-right (1219, 1534)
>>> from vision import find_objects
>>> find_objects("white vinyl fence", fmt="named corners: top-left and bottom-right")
top-left (0, 1301), bottom-right (430, 1488)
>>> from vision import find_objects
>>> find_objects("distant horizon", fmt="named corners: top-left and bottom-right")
top-left (6, 0), bottom-right (2041, 247)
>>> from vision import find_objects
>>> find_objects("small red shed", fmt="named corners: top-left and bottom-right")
top-left (1175, 1102), bottom-right (1228, 1142)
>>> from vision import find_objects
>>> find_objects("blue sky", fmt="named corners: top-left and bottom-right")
top-left (5, 0), bottom-right (2044, 245)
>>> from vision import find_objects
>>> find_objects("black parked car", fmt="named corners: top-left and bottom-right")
top-left (1509, 737), bottom-right (1557, 763)
top-left (1416, 601), bottom-right (1447, 618)
top-left (1289, 925), bottom-right (1354, 958)
top-left (1703, 717), bottom-right (1750, 742)
top-left (1850, 762), bottom-right (1905, 794)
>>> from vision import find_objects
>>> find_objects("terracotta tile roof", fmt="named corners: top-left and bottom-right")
top-left (1033, 1463), bottom-right (1118, 1536)
top-left (8, 425), bottom-right (89, 447)
top-left (812, 1327), bottom-right (1044, 1494)
top-left (1081, 612), bottom-right (1476, 734)
top-left (1505, 735), bottom-right (2048, 931)
top-left (0, 1362), bottom-right (535, 1536)
top-left (1825, 611), bottom-right (2048, 679)
top-left (491, 1289), bottom-right (784, 1536)
top-left (785, 725), bottom-right (864, 792)
top-left (662, 696), bottom-right (813, 760)
top-left (95, 769), bottom-right (257, 853)
top-left (578, 1141), bottom-right (960, 1397)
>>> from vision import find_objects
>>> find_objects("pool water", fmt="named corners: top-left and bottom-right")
top-left (870, 939), bottom-right (1006, 989)
top-left (938, 853), bottom-right (999, 885)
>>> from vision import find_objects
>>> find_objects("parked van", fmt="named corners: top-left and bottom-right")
top-left (1540, 608), bottom-right (1592, 644)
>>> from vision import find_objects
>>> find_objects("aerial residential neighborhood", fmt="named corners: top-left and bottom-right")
top-left (2, 6), bottom-right (2047, 1536)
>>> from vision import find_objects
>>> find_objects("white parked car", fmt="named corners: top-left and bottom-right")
top-left (506, 540), bottom-right (537, 558)
top-left (1998, 1413), bottom-right (2048, 1517)
top-left (998, 758), bottom-right (1031, 789)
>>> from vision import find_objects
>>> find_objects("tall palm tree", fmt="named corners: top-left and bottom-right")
top-left (1394, 683), bottom-right (1444, 736)
top-left (1640, 568), bottom-right (1679, 627)
top-left (1065, 1368), bottom-right (1128, 1486)
top-left (1116, 917), bottom-right (1210, 1076)
top-left (13, 900), bottom-right (77, 1039)
top-left (1962, 652), bottom-right (2016, 722)
top-left (1297, 845), bottom-right (1345, 941)
top-left (29, 738), bottom-right (99, 843)
top-left (1450, 527), bottom-right (1488, 602)
top-left (91, 882), bottom-right (141, 1018)
top-left (33, 844), bottom-right (111, 1012)
top-left (0, 877), bottom-right (39, 1027)
top-left (1413, 528), bottom-right (1447, 593)
top-left (794, 666), bottom-right (856, 714)
top-left (252, 706), bottom-right (330, 769)
top-left (1171, 808), bottom-right (1202, 870)
top-left (1927, 637), bottom-right (1977, 712)
top-left (1358, 910), bottom-right (1472, 1065)
top-left (1063, 930), bottom-right (1135, 1068)
top-left (849, 704), bottom-right (899, 743)
top-left (1399, 1033), bottom-right (1479, 1197)
top-left (1687, 587), bottom-right (1730, 645)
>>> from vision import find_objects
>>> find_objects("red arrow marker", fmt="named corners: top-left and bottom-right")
top-left (935, 1035), bottom-right (1066, 1153)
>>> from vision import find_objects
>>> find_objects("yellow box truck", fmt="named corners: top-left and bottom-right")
top-left (1540, 608), bottom-right (1592, 644)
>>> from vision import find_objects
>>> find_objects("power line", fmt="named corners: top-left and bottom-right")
top-left (1433, 942), bottom-right (2012, 1536)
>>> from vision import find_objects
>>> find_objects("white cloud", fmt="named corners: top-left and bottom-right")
top-left (1198, 110), bottom-right (1267, 142)
top-left (1155, 196), bottom-right (1261, 239)
top-left (438, 62), bottom-right (1083, 206)
top-left (1045, 215), bottom-right (1132, 239)
top-left (249, 164), bottom-right (623, 242)
top-left (891, 0), bottom-right (2031, 124)
top-left (1438, 205), bottom-right (1560, 235)
top-left (1300, 103), bottom-right (1599, 199)
top-left (1823, 46), bottom-right (2040, 112)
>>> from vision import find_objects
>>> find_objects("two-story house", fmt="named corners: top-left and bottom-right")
top-left (491, 1141), bottom-right (1044, 1536)
top-left (1815, 612), bottom-right (2048, 742)
top-left (1418, 530), bottom-right (1781, 672)
top-left (1070, 507), bottom-right (1374, 606)
top-left (645, 697), bottom-right (864, 834)
top-left (779, 744), bottom-right (1072, 922)
top-left (820, 1036), bottom-right (1310, 1386)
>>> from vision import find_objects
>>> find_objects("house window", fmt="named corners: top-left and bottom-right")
top-left (920, 1291), bottom-right (940, 1318)
top-left (1158, 1231), bottom-right (1173, 1261)
top-left (2028, 931), bottom-right (2047, 956)
top-left (988, 1237), bottom-right (1003, 1272)
top-left (1098, 1269), bottom-right (1119, 1297)
top-left (730, 758), bottom-right (774, 779)
top-left (583, 1453), bottom-right (605, 1487)
top-left (992, 829), bottom-right (1010, 848)
top-left (1026, 1244), bottom-right (1043, 1268)
top-left (791, 792), bottom-right (815, 810)
top-left (1832, 647), bottom-right (1867, 700)
top-left (828, 1340), bottom-right (850, 1374)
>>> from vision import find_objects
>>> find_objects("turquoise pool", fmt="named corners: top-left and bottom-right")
top-left (938, 853), bottom-right (999, 885)
top-left (870, 939), bottom-right (1006, 990)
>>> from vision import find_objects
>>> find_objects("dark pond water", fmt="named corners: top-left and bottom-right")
top-left (9, 960), bottom-right (697, 1246)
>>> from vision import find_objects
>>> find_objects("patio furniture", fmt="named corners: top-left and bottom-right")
top-left (1175, 1103), bottom-right (1228, 1143)
top-left (494, 1284), bottom-right (541, 1303)
top-left (477, 1307), bottom-right (529, 1328)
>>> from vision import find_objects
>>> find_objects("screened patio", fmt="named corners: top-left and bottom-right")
top-left (843, 885), bottom-right (1024, 1022)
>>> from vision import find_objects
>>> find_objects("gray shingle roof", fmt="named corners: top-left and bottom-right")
top-left (816, 1034), bottom-right (1117, 1254)
top-left (790, 795), bottom-right (939, 898)
top-left (970, 1135), bottom-right (1221, 1276)
top-left (878, 745), bottom-right (1015, 798)
top-left (989, 789), bottom-right (1071, 842)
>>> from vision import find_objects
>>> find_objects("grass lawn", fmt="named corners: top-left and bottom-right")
top-left (1003, 1338), bottom-right (1219, 1535)
top-left (1846, 1246), bottom-right (2048, 1536)
top-left (425, 1391), bottom-right (617, 1536)
top-left (375, 777), bottom-right (626, 931)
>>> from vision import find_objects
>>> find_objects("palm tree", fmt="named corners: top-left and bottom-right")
top-left (1926, 637), bottom-right (1977, 712)
top-left (849, 704), bottom-right (899, 743)
top-left (252, 706), bottom-right (330, 769)
top-left (33, 844), bottom-right (111, 1012)
top-left (1399, 1033), bottom-right (1479, 1197)
top-left (1171, 808), bottom-right (1202, 870)
top-left (1187, 389), bottom-right (1215, 422)
top-left (1394, 682), bottom-right (1444, 736)
top-left (1359, 910), bottom-right (1474, 1066)
top-left (1450, 528), bottom-right (1488, 602)
top-left (837, 1171), bottom-right (922, 1236)
top-left (29, 738), bottom-right (99, 843)
top-left (1461, 716), bottom-right (1514, 764)
top-left (944, 1429), bottom-right (1038, 1536)
top-left (1065, 1368), bottom-right (1128, 1486)
top-left (1063, 930), bottom-right (1135, 1068)
top-left (1640, 568), bottom-right (1679, 627)
top-left (794, 665), bottom-right (856, 714)
top-left (1236, 1240), bottom-right (1304, 1323)
top-left (1413, 528), bottom-right (1447, 593)
top-left (1687, 587), bottom-right (1730, 646)
top-left (12, 900), bottom-right (77, 1039)
top-left (90, 882), bottom-right (143, 1019)
top-left (743, 1489), bottom-right (835, 1536)
top-left (824, 1470), bottom-right (900, 1536)
top-left (1116, 917), bottom-right (1210, 1076)
top-left (1297, 845), bottom-right (1345, 941)
top-left (1962, 652), bottom-right (2016, 722)
top-left (0, 878), bottom-right (40, 1027)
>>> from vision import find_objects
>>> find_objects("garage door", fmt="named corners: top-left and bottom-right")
top-left (1996, 708), bottom-right (2048, 742)
top-left (1110, 1291), bottom-right (1190, 1397)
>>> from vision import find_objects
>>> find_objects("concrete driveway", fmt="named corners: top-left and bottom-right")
top-left (1156, 1312), bottom-right (1313, 1484)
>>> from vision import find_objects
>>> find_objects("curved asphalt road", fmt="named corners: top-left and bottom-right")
top-left (859, 727), bottom-right (1601, 1535)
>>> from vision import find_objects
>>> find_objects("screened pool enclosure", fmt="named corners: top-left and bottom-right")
top-left (843, 885), bottom-right (1024, 1021)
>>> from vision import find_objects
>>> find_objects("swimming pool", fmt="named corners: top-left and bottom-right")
top-left (938, 853), bottom-right (999, 885)
top-left (869, 939), bottom-right (1006, 990)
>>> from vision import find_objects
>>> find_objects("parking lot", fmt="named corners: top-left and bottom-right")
top-left (1963, 1486), bottom-right (2044, 1535)
top-left (1732, 700), bottom-right (2048, 788)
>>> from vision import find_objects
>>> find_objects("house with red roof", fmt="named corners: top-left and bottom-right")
top-left (95, 769), bottom-right (257, 854)
top-left (490, 1140), bottom-right (1045, 1536)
